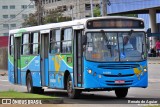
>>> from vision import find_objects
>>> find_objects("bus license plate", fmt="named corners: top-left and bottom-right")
top-left (115, 80), bottom-right (125, 84)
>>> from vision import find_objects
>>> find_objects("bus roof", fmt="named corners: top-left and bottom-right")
top-left (9, 16), bottom-right (144, 34)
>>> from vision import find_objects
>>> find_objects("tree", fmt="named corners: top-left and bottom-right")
top-left (22, 13), bottom-right (38, 27)
top-left (22, 8), bottom-right (72, 27)
top-left (43, 8), bottom-right (71, 24)
top-left (93, 7), bottom-right (101, 17)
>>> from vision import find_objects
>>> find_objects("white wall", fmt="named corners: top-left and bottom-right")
top-left (42, 0), bottom-right (99, 19)
top-left (0, 0), bottom-right (36, 36)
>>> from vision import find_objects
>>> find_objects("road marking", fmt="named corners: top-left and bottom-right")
top-left (149, 79), bottom-right (160, 83)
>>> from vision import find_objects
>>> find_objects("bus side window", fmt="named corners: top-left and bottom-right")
top-left (22, 33), bottom-right (30, 55)
top-left (61, 28), bottom-right (72, 53)
top-left (10, 35), bottom-right (14, 56)
top-left (50, 29), bottom-right (60, 54)
top-left (31, 32), bottom-right (39, 55)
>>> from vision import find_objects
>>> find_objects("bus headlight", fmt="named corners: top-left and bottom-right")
top-left (87, 69), bottom-right (92, 74)
top-left (144, 68), bottom-right (147, 72)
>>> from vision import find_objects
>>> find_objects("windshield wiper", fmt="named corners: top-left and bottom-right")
top-left (100, 30), bottom-right (112, 57)
top-left (100, 30), bottom-right (108, 43)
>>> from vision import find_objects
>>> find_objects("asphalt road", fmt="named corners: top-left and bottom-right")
top-left (0, 60), bottom-right (160, 105)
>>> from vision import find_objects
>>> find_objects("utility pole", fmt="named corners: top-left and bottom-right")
top-left (38, 0), bottom-right (43, 25)
top-left (90, 0), bottom-right (94, 17)
top-left (100, 0), bottom-right (111, 16)
top-left (34, 0), bottom-right (43, 25)
top-left (70, 5), bottom-right (74, 20)
top-left (102, 0), bottom-right (107, 16)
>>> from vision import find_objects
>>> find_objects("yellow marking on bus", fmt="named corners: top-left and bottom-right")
top-left (134, 68), bottom-right (142, 75)
top-left (52, 56), bottom-right (61, 73)
top-left (52, 55), bottom-right (67, 73)
top-left (133, 66), bottom-right (142, 80)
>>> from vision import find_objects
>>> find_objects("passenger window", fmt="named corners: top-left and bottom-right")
top-left (22, 33), bottom-right (30, 55)
top-left (10, 35), bottom-right (14, 55)
top-left (50, 29), bottom-right (60, 54)
top-left (31, 32), bottom-right (40, 55)
top-left (61, 28), bottom-right (72, 53)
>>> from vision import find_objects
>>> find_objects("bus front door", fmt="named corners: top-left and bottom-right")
top-left (40, 31), bottom-right (49, 86)
top-left (74, 30), bottom-right (83, 87)
top-left (14, 37), bottom-right (21, 84)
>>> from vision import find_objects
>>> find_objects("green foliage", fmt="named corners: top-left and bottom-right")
top-left (93, 7), bottom-right (101, 17)
top-left (22, 8), bottom-right (72, 27)
top-left (43, 9), bottom-right (63, 24)
top-left (22, 13), bottom-right (38, 27)
top-left (43, 9), bottom-right (71, 24)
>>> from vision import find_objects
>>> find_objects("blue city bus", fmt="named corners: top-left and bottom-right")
top-left (8, 16), bottom-right (148, 98)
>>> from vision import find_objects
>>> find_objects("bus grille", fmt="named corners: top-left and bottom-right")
top-left (103, 74), bottom-right (134, 77)
top-left (98, 64), bottom-right (140, 69)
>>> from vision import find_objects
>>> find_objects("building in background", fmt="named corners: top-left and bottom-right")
top-left (42, 0), bottom-right (99, 19)
top-left (0, 0), bottom-right (36, 36)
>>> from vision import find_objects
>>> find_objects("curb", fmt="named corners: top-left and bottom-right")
top-left (42, 98), bottom-right (64, 104)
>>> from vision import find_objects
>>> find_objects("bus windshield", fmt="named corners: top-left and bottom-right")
top-left (85, 32), bottom-right (146, 62)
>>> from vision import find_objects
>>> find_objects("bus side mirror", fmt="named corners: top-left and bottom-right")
top-left (147, 28), bottom-right (151, 34)
top-left (146, 28), bottom-right (151, 38)
top-left (146, 37), bottom-right (150, 51)
top-left (82, 35), bottom-right (87, 45)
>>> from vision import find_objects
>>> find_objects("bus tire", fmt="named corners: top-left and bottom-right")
top-left (37, 87), bottom-right (44, 94)
top-left (115, 88), bottom-right (128, 98)
top-left (26, 73), bottom-right (44, 94)
top-left (67, 75), bottom-right (81, 99)
top-left (26, 73), bottom-right (34, 93)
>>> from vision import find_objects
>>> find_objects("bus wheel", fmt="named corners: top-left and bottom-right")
top-left (26, 73), bottom-right (44, 94)
top-left (26, 73), bottom-right (34, 93)
top-left (67, 75), bottom-right (81, 99)
top-left (115, 88), bottom-right (128, 98)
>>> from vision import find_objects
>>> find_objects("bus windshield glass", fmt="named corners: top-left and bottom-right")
top-left (85, 32), bottom-right (146, 62)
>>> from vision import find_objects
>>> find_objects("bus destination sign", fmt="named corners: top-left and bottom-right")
top-left (87, 19), bottom-right (144, 29)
